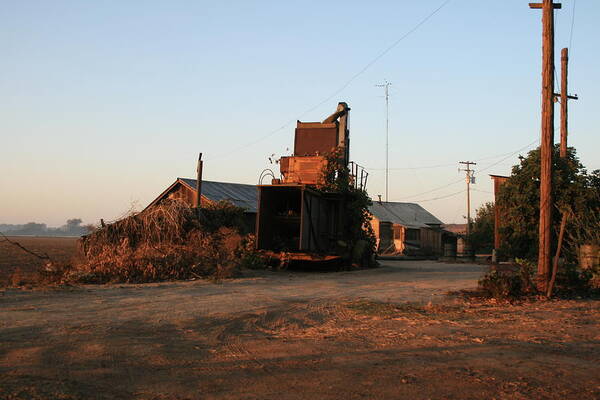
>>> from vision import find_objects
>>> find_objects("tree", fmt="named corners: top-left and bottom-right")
top-left (497, 146), bottom-right (600, 260)
top-left (319, 149), bottom-right (376, 266)
top-left (470, 202), bottom-right (495, 253)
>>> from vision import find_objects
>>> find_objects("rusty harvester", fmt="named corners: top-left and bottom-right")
top-left (255, 102), bottom-right (369, 267)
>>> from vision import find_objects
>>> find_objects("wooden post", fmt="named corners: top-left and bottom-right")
top-left (547, 211), bottom-right (569, 298)
top-left (555, 48), bottom-right (578, 159)
top-left (530, 0), bottom-right (561, 291)
top-left (196, 153), bottom-right (203, 209)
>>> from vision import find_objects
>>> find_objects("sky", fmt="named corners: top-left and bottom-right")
top-left (1, 0), bottom-right (598, 227)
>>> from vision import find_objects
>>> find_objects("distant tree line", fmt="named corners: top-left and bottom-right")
top-left (0, 218), bottom-right (95, 237)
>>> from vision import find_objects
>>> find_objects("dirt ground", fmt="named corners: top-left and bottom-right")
top-left (1, 260), bottom-right (599, 400)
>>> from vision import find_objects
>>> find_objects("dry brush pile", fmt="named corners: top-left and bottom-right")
top-left (70, 200), bottom-right (247, 284)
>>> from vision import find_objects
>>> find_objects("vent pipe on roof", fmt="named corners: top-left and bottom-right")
top-left (196, 153), bottom-right (203, 211)
top-left (377, 194), bottom-right (382, 205)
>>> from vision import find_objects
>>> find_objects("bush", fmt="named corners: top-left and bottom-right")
top-left (235, 234), bottom-right (268, 270)
top-left (70, 200), bottom-right (243, 283)
top-left (478, 258), bottom-right (599, 300)
top-left (497, 146), bottom-right (600, 260)
top-left (318, 149), bottom-right (376, 267)
top-left (200, 201), bottom-right (249, 233)
top-left (478, 259), bottom-right (536, 299)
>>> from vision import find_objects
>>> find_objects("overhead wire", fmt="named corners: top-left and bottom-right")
top-left (396, 178), bottom-right (464, 201)
top-left (387, 138), bottom-right (539, 202)
top-left (472, 188), bottom-right (493, 195)
top-left (365, 137), bottom-right (541, 172)
top-left (410, 189), bottom-right (464, 203)
top-left (474, 138), bottom-right (539, 175)
top-left (207, 0), bottom-right (453, 161)
top-left (568, 0), bottom-right (577, 52)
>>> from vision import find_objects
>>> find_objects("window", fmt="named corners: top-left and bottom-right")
top-left (405, 229), bottom-right (420, 242)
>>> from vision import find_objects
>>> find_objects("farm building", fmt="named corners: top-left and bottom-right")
top-left (145, 178), bottom-right (258, 231)
top-left (369, 201), bottom-right (444, 256)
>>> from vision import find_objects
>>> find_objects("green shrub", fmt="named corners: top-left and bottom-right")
top-left (199, 201), bottom-right (248, 233)
top-left (478, 259), bottom-right (536, 299)
top-left (235, 234), bottom-right (267, 270)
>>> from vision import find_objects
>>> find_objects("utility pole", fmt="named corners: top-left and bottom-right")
top-left (196, 152), bottom-right (203, 211)
top-left (459, 161), bottom-right (476, 239)
top-left (530, 0), bottom-right (561, 291)
top-left (554, 47), bottom-right (578, 159)
top-left (376, 80), bottom-right (391, 202)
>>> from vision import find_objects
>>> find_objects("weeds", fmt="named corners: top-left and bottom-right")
top-left (70, 200), bottom-right (244, 284)
top-left (478, 258), bottom-right (598, 300)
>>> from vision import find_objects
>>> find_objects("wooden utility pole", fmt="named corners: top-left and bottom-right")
top-left (530, 0), bottom-right (561, 291)
top-left (459, 161), bottom-right (476, 239)
top-left (196, 153), bottom-right (203, 209)
top-left (554, 48), bottom-right (578, 159)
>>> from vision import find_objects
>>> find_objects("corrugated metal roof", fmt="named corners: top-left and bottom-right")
top-left (369, 202), bottom-right (443, 228)
top-left (179, 178), bottom-right (258, 213)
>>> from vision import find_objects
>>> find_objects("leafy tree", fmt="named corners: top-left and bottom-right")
top-left (497, 146), bottom-right (600, 260)
top-left (319, 149), bottom-right (376, 265)
top-left (470, 202), bottom-right (495, 253)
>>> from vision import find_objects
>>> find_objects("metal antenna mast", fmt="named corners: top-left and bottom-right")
top-left (376, 80), bottom-right (392, 201)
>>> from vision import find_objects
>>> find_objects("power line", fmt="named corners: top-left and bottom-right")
top-left (397, 178), bottom-right (464, 200)
top-left (410, 189), bottom-right (464, 203)
top-left (569, 0), bottom-right (577, 52)
top-left (365, 138), bottom-right (540, 171)
top-left (207, 0), bottom-right (452, 161)
top-left (472, 188), bottom-right (493, 195)
top-left (474, 138), bottom-right (539, 175)
top-left (388, 138), bottom-right (539, 201)
top-left (365, 162), bottom-right (455, 171)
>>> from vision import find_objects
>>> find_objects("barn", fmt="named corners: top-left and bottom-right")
top-left (145, 178), bottom-right (258, 231)
top-left (369, 201), bottom-right (444, 256)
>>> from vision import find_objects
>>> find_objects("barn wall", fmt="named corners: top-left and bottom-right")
top-left (165, 184), bottom-right (196, 206)
top-left (419, 228), bottom-right (442, 255)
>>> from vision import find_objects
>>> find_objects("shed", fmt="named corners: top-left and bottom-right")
top-left (146, 178), bottom-right (258, 231)
top-left (369, 201), bottom-right (444, 255)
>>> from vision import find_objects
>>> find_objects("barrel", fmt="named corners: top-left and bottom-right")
top-left (443, 242), bottom-right (456, 259)
top-left (579, 244), bottom-right (600, 270)
top-left (457, 238), bottom-right (474, 260)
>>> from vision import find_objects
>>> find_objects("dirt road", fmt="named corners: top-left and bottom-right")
top-left (2, 261), bottom-right (599, 399)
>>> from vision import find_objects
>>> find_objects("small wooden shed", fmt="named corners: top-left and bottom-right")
top-left (369, 201), bottom-right (444, 256)
top-left (146, 178), bottom-right (258, 231)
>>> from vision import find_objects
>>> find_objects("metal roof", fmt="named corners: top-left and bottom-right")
top-left (179, 178), bottom-right (258, 213)
top-left (369, 201), bottom-right (443, 229)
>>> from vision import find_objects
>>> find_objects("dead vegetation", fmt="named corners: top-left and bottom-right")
top-left (1, 201), bottom-right (257, 287)
top-left (71, 200), bottom-right (245, 283)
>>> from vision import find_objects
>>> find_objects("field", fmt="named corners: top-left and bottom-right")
top-left (0, 236), bottom-right (79, 286)
top-left (1, 245), bottom-right (599, 400)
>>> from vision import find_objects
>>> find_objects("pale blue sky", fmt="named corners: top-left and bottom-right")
top-left (1, 1), bottom-right (598, 226)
